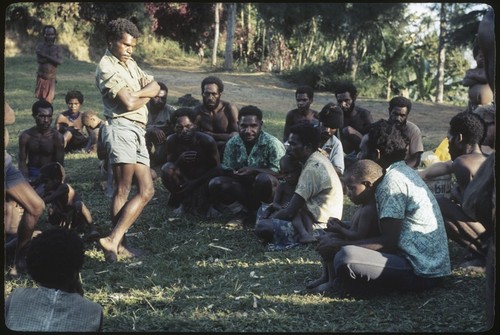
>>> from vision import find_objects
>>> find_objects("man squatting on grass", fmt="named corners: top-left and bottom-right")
top-left (96, 18), bottom-right (160, 263)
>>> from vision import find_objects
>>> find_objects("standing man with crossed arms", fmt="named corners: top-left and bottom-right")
top-left (96, 18), bottom-right (160, 263)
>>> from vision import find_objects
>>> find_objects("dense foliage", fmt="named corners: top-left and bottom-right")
top-left (4, 2), bottom-right (488, 103)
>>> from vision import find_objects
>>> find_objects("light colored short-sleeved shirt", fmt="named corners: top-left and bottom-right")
top-left (376, 161), bottom-right (451, 277)
top-left (5, 287), bottom-right (103, 332)
top-left (295, 151), bottom-right (343, 225)
top-left (222, 131), bottom-right (285, 173)
top-left (322, 134), bottom-right (345, 174)
top-left (96, 49), bottom-right (154, 124)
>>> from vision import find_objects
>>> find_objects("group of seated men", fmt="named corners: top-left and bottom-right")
top-left (7, 74), bottom-right (495, 296)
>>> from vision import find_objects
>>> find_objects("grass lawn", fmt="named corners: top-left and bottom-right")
top-left (3, 56), bottom-right (489, 332)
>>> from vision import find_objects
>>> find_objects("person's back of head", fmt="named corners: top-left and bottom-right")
top-left (289, 122), bottom-right (321, 152)
top-left (388, 96), bottom-right (412, 114)
top-left (40, 162), bottom-right (65, 183)
top-left (343, 159), bottom-right (383, 189)
top-left (26, 228), bottom-right (84, 291)
top-left (319, 103), bottom-right (343, 129)
top-left (106, 18), bottom-right (140, 43)
top-left (32, 99), bottom-right (53, 116)
top-left (296, 85), bottom-right (314, 100)
top-left (65, 90), bottom-right (84, 104)
top-left (334, 82), bottom-right (357, 100)
top-left (449, 111), bottom-right (485, 146)
top-left (82, 110), bottom-right (101, 126)
top-left (239, 105), bottom-right (263, 121)
top-left (201, 76), bottom-right (224, 94)
top-left (367, 119), bottom-right (409, 164)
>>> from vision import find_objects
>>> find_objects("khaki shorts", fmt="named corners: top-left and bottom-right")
top-left (101, 118), bottom-right (150, 166)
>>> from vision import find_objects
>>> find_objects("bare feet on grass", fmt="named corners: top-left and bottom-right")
top-left (306, 276), bottom-right (328, 290)
top-left (299, 234), bottom-right (317, 244)
top-left (117, 244), bottom-right (143, 259)
top-left (99, 237), bottom-right (118, 263)
top-left (311, 281), bottom-right (337, 294)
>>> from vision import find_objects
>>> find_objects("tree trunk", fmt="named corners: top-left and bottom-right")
top-left (260, 24), bottom-right (266, 71)
top-left (348, 32), bottom-right (359, 81)
top-left (224, 3), bottom-right (236, 70)
top-left (212, 3), bottom-right (221, 67)
top-left (435, 3), bottom-right (447, 103)
top-left (386, 74), bottom-right (392, 101)
top-left (246, 3), bottom-right (253, 65)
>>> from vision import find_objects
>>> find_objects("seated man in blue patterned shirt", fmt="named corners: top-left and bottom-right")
top-left (208, 105), bottom-right (286, 223)
top-left (316, 119), bottom-right (451, 297)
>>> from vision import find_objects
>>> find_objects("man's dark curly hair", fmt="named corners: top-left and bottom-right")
top-left (32, 99), bottom-right (53, 116)
top-left (289, 122), bottom-right (321, 152)
top-left (106, 18), bottom-right (140, 43)
top-left (40, 162), bottom-right (65, 183)
top-left (334, 82), bottom-right (358, 100)
top-left (26, 228), bottom-right (84, 290)
top-left (296, 85), bottom-right (314, 100)
top-left (449, 111), bottom-right (485, 146)
top-left (172, 107), bottom-right (196, 124)
top-left (201, 76), bottom-right (224, 94)
top-left (366, 119), bottom-right (409, 163)
top-left (239, 105), bottom-right (263, 121)
top-left (389, 96), bottom-right (412, 114)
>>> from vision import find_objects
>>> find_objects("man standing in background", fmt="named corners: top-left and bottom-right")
top-left (35, 25), bottom-right (64, 103)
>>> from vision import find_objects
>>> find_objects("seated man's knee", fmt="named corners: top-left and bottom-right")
top-left (143, 184), bottom-right (155, 202)
top-left (253, 173), bottom-right (277, 203)
top-left (208, 176), bottom-right (224, 194)
top-left (160, 162), bottom-right (176, 185)
top-left (31, 197), bottom-right (46, 217)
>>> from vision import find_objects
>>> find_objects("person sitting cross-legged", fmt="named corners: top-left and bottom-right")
top-left (316, 120), bottom-right (451, 298)
top-left (257, 154), bottom-right (317, 248)
top-left (255, 122), bottom-right (344, 246)
top-left (307, 159), bottom-right (383, 293)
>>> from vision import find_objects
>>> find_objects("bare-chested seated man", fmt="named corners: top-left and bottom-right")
top-left (419, 112), bottom-right (489, 269)
top-left (4, 102), bottom-right (45, 277)
top-left (283, 85), bottom-right (319, 142)
top-left (55, 90), bottom-right (88, 153)
top-left (19, 100), bottom-right (65, 184)
top-left (160, 108), bottom-right (221, 216)
top-left (208, 105), bottom-right (286, 224)
top-left (193, 76), bottom-right (239, 157)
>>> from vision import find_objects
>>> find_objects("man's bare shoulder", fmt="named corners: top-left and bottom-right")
top-left (453, 153), bottom-right (487, 174)
top-left (195, 131), bottom-right (218, 146)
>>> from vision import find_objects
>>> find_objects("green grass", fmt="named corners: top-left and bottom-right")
top-left (4, 56), bottom-right (488, 332)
